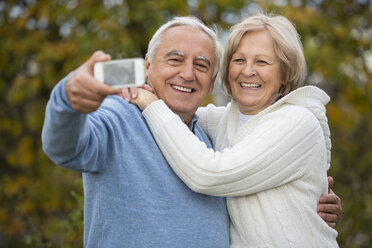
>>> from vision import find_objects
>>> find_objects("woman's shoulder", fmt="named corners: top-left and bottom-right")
top-left (196, 102), bottom-right (232, 124)
top-left (267, 86), bottom-right (329, 122)
top-left (197, 103), bottom-right (229, 116)
top-left (280, 85), bottom-right (330, 107)
top-left (259, 104), bottom-right (317, 132)
top-left (92, 95), bottom-right (143, 125)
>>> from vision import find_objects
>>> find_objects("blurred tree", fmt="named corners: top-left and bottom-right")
top-left (281, 2), bottom-right (372, 247)
top-left (0, 0), bottom-right (370, 247)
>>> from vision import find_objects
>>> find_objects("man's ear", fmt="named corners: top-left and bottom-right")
top-left (144, 56), bottom-right (152, 86)
top-left (208, 74), bottom-right (217, 93)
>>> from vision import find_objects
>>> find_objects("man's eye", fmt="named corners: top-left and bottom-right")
top-left (168, 58), bottom-right (182, 65)
top-left (195, 63), bottom-right (208, 72)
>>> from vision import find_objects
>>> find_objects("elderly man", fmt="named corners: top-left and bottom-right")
top-left (42, 16), bottom-right (341, 248)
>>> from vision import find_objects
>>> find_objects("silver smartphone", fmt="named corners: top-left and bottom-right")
top-left (94, 58), bottom-right (145, 88)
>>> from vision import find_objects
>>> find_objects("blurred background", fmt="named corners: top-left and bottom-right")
top-left (0, 0), bottom-right (371, 247)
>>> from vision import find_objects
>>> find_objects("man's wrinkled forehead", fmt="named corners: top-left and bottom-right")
top-left (165, 49), bottom-right (212, 66)
top-left (162, 25), bottom-right (214, 51)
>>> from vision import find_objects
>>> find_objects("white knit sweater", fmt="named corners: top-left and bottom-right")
top-left (143, 86), bottom-right (338, 247)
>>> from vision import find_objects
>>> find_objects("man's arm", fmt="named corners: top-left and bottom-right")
top-left (317, 176), bottom-right (342, 228)
top-left (41, 51), bottom-right (121, 171)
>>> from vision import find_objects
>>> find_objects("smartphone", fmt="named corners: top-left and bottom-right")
top-left (94, 58), bottom-right (145, 88)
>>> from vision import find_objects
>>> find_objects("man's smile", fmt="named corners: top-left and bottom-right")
top-left (171, 84), bottom-right (195, 93)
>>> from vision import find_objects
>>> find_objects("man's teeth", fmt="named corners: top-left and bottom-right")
top-left (172, 85), bottom-right (193, 93)
top-left (240, 83), bottom-right (261, 88)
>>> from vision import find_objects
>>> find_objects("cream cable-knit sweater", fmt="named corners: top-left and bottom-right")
top-left (142, 86), bottom-right (338, 247)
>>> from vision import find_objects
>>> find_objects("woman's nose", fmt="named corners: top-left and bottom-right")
top-left (242, 62), bottom-right (256, 76)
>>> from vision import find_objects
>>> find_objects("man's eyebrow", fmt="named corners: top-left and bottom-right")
top-left (165, 50), bottom-right (184, 57)
top-left (164, 50), bottom-right (211, 67)
top-left (195, 55), bottom-right (211, 67)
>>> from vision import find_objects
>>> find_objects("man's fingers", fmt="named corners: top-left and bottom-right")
top-left (64, 51), bottom-right (121, 113)
top-left (68, 72), bottom-right (115, 100)
top-left (66, 70), bottom-right (120, 112)
top-left (84, 51), bottom-right (111, 72)
top-left (89, 79), bottom-right (121, 97)
top-left (318, 190), bottom-right (342, 227)
top-left (317, 202), bottom-right (342, 225)
top-left (327, 176), bottom-right (334, 192)
top-left (318, 212), bottom-right (339, 224)
top-left (327, 222), bottom-right (337, 229)
top-left (76, 68), bottom-right (121, 97)
top-left (318, 194), bottom-right (337, 204)
top-left (319, 191), bottom-right (340, 204)
top-left (67, 84), bottom-right (104, 112)
top-left (318, 202), bottom-right (340, 212)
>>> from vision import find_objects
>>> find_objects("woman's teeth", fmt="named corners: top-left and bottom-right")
top-left (240, 83), bottom-right (261, 88)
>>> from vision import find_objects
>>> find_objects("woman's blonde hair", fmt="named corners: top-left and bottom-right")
top-left (221, 13), bottom-right (307, 98)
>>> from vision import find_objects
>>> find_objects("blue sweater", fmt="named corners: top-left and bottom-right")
top-left (41, 78), bottom-right (230, 248)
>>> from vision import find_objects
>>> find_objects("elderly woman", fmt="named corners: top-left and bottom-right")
top-left (131, 14), bottom-right (338, 247)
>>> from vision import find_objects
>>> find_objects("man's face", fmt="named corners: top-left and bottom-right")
top-left (145, 25), bottom-right (216, 124)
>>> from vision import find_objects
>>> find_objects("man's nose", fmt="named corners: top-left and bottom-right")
top-left (180, 62), bottom-right (196, 82)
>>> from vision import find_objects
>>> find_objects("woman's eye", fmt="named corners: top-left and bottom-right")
top-left (232, 58), bottom-right (244, 63)
top-left (257, 60), bottom-right (268, 65)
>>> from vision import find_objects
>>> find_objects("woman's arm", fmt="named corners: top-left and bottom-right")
top-left (196, 104), bottom-right (228, 141)
top-left (143, 100), bottom-right (324, 196)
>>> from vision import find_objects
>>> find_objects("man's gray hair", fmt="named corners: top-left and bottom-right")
top-left (146, 16), bottom-right (221, 77)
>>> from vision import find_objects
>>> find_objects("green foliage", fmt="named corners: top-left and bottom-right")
top-left (0, 0), bottom-right (371, 247)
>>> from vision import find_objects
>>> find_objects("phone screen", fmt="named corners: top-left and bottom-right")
top-left (103, 61), bottom-right (135, 87)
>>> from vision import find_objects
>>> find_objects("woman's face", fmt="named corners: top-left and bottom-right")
top-left (229, 29), bottom-right (282, 115)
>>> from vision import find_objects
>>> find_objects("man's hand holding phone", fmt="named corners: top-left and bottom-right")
top-left (94, 54), bottom-right (154, 110)
top-left (65, 51), bottom-right (149, 114)
top-left (65, 51), bottom-right (121, 113)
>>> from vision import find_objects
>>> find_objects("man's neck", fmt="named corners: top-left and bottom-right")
top-left (178, 113), bottom-right (192, 126)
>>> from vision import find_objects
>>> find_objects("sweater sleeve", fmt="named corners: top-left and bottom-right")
top-left (143, 100), bottom-right (324, 197)
top-left (41, 77), bottom-right (104, 172)
top-left (196, 104), bottom-right (227, 140)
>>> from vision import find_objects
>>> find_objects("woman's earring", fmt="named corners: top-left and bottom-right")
top-left (276, 92), bottom-right (285, 101)
top-left (276, 85), bottom-right (286, 100)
